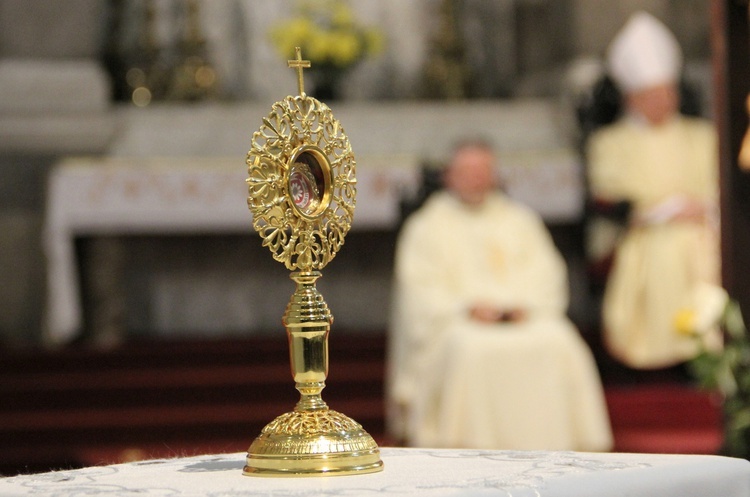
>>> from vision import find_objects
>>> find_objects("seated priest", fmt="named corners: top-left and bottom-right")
top-left (387, 139), bottom-right (613, 451)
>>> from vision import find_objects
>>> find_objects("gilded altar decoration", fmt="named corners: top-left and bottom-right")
top-left (243, 48), bottom-right (382, 477)
top-left (738, 94), bottom-right (750, 172)
top-left (166, 0), bottom-right (218, 101)
top-left (104, 0), bottom-right (217, 106)
top-left (269, 0), bottom-right (383, 99)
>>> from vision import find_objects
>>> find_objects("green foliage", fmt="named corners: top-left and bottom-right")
top-left (687, 300), bottom-right (750, 458)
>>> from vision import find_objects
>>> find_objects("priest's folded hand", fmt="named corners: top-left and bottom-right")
top-left (469, 304), bottom-right (527, 323)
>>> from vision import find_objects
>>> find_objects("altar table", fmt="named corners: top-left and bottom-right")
top-left (42, 156), bottom-right (419, 345)
top-left (43, 148), bottom-right (582, 345)
top-left (2, 448), bottom-right (749, 496)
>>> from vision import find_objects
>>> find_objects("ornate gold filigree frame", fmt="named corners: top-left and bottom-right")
top-left (246, 95), bottom-right (356, 272)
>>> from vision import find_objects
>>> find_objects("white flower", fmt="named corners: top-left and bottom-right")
top-left (691, 283), bottom-right (730, 334)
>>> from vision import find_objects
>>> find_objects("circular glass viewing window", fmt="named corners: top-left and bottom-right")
top-left (287, 146), bottom-right (332, 219)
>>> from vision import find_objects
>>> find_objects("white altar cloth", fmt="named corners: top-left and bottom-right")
top-left (2, 448), bottom-right (749, 496)
top-left (42, 156), bottom-right (419, 345)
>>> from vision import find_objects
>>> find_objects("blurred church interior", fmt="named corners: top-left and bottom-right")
top-left (1, 0), bottom-right (748, 476)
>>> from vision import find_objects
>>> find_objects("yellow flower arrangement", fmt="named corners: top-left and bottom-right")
top-left (270, 0), bottom-right (383, 97)
top-left (271, 0), bottom-right (383, 68)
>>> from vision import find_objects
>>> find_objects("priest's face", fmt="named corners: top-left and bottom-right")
top-left (445, 146), bottom-right (496, 207)
top-left (626, 82), bottom-right (679, 126)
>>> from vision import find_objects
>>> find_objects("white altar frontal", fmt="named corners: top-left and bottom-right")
top-left (2, 448), bottom-right (749, 497)
top-left (42, 101), bottom-right (584, 344)
top-left (42, 154), bottom-right (419, 344)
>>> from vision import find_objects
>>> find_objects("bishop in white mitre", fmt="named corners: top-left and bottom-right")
top-left (387, 140), bottom-right (613, 451)
top-left (587, 12), bottom-right (722, 370)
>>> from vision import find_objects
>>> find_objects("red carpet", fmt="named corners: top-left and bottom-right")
top-left (605, 383), bottom-right (723, 454)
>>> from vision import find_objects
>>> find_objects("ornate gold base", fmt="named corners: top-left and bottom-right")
top-left (244, 408), bottom-right (383, 477)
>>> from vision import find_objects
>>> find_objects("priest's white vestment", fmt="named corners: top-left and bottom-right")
top-left (388, 191), bottom-right (612, 451)
top-left (587, 116), bottom-right (721, 369)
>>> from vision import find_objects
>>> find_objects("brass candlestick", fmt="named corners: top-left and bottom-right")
top-left (242, 48), bottom-right (383, 477)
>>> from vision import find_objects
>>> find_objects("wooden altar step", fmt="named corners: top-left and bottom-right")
top-left (0, 334), bottom-right (387, 475)
top-left (0, 334), bottom-right (726, 476)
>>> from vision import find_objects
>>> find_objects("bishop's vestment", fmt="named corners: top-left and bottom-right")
top-left (587, 115), bottom-right (721, 369)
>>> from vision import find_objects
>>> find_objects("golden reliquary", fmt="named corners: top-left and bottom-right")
top-left (242, 48), bottom-right (383, 477)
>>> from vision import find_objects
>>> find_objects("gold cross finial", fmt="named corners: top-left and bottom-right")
top-left (288, 47), bottom-right (311, 96)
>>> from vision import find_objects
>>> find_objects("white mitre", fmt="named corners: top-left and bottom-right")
top-left (607, 11), bottom-right (682, 93)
